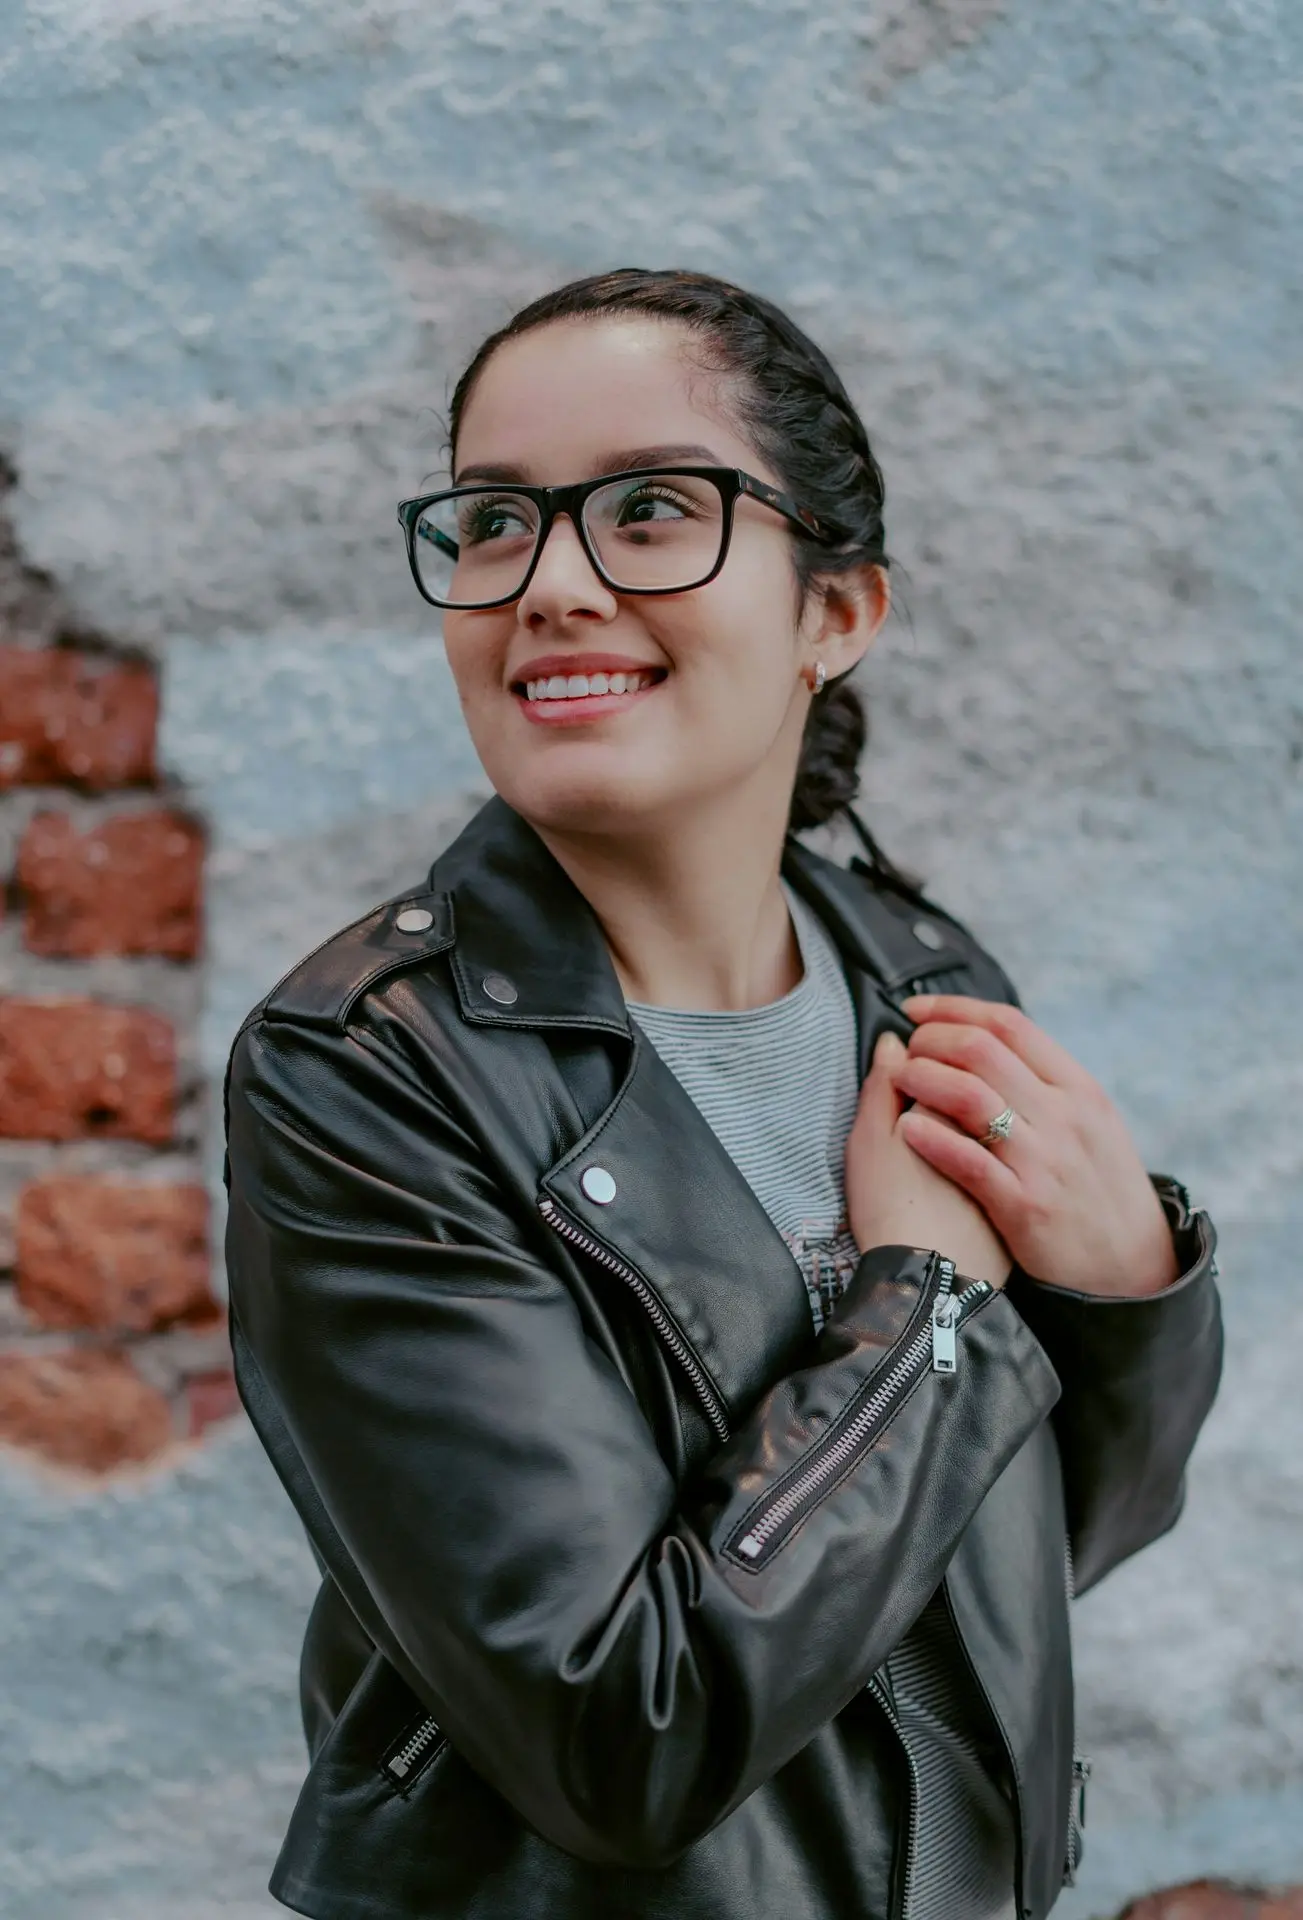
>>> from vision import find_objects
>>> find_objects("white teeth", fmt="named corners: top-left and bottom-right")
top-left (523, 669), bottom-right (658, 702)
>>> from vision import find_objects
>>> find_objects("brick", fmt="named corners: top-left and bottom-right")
top-left (1263, 1895), bottom-right (1303, 1919)
top-left (186, 1366), bottom-right (242, 1438)
top-left (0, 1347), bottom-right (173, 1472)
top-left (0, 646), bottom-right (157, 790)
top-left (18, 809), bottom-right (203, 959)
top-left (16, 1179), bottom-right (213, 1332)
top-left (1118, 1883), bottom-right (1267, 1918)
top-left (0, 999), bottom-right (174, 1142)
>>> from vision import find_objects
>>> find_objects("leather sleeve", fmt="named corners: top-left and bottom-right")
top-left (1006, 1178), bottom-right (1223, 1595)
top-left (225, 1011), bottom-right (1060, 1870)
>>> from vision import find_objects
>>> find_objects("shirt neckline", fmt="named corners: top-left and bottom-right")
top-left (625, 883), bottom-right (821, 1024)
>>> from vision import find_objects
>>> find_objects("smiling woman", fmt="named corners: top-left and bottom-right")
top-left (223, 268), bottom-right (1223, 1920)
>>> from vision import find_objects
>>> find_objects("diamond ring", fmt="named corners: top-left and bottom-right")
top-left (981, 1106), bottom-right (1017, 1147)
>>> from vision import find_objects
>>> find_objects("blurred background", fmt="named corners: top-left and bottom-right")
top-left (0, 3), bottom-right (1299, 1916)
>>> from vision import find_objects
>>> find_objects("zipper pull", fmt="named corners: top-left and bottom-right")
top-left (932, 1257), bottom-right (958, 1373)
top-left (932, 1298), bottom-right (958, 1372)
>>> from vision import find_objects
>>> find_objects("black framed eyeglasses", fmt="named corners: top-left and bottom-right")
top-left (395, 465), bottom-right (848, 612)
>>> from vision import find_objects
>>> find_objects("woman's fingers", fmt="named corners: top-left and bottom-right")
top-left (890, 1054), bottom-right (1030, 1153)
top-left (900, 1017), bottom-right (1045, 1123)
top-left (900, 995), bottom-right (1086, 1091)
top-left (897, 1102), bottom-right (1023, 1218)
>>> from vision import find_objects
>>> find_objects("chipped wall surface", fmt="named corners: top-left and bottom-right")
top-left (0, 1), bottom-right (1300, 1915)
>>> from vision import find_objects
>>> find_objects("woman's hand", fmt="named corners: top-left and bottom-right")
top-left (891, 996), bottom-right (1179, 1299)
top-left (846, 1031), bottom-right (1013, 1288)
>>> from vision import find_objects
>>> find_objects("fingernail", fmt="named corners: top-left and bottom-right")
top-left (902, 995), bottom-right (932, 1014)
top-left (875, 1030), bottom-right (904, 1063)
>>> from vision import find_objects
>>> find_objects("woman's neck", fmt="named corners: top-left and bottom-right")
top-left (535, 789), bottom-right (803, 1013)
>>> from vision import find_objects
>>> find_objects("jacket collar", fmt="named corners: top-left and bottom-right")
top-left (429, 795), bottom-right (960, 1039)
top-left (430, 797), bottom-right (631, 1037)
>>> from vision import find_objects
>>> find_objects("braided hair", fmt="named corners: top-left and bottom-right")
top-left (447, 267), bottom-right (913, 889)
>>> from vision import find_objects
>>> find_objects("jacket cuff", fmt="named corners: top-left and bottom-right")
top-left (1006, 1175), bottom-right (1219, 1365)
top-left (833, 1243), bottom-right (1062, 1423)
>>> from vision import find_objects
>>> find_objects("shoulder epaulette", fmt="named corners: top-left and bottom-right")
top-left (256, 887), bottom-right (455, 1031)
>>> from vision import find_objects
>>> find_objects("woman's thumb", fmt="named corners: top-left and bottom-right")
top-left (859, 1029), bottom-right (906, 1122)
top-left (872, 1029), bottom-right (907, 1074)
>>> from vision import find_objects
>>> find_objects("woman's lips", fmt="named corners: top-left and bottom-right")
top-left (513, 678), bottom-right (665, 727)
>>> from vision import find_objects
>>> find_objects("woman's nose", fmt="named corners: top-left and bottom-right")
top-left (516, 512), bottom-right (619, 627)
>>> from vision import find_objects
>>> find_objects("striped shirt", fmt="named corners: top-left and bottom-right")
top-left (628, 884), bottom-right (1018, 1920)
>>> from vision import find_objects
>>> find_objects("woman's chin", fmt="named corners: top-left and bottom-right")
top-left (496, 765), bottom-right (677, 839)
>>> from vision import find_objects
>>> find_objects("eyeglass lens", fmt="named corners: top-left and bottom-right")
top-left (412, 472), bottom-right (727, 607)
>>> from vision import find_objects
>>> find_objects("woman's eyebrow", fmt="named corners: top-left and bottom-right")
top-left (453, 443), bottom-right (725, 485)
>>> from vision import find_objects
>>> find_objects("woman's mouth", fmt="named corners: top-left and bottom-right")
top-left (512, 668), bottom-right (667, 725)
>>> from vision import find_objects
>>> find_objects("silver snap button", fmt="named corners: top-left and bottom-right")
top-left (481, 972), bottom-right (518, 1005)
top-left (911, 918), bottom-right (946, 951)
top-left (581, 1166), bottom-right (617, 1205)
top-left (395, 906), bottom-right (434, 934)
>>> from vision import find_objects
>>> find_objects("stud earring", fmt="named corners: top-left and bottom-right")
top-left (809, 660), bottom-right (827, 694)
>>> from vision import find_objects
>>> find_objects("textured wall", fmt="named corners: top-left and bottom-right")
top-left (0, 1), bottom-right (1299, 1914)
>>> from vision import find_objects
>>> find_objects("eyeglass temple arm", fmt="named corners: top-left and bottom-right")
top-left (399, 502), bottom-right (459, 562)
top-left (736, 472), bottom-right (833, 542)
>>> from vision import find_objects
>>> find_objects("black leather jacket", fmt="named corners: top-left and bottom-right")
top-left (224, 796), bottom-right (1223, 1920)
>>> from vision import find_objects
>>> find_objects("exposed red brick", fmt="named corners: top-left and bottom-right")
top-left (1117, 1882), bottom-right (1303, 1919)
top-left (0, 999), bottom-right (174, 1143)
top-left (186, 1366), bottom-right (242, 1439)
top-left (18, 809), bottom-right (203, 959)
top-left (0, 1347), bottom-right (173, 1472)
top-left (0, 646), bottom-right (157, 790)
top-left (16, 1179), bottom-right (213, 1332)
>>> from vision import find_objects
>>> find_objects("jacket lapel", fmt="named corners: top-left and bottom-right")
top-left (429, 801), bottom-right (977, 1426)
top-left (541, 1030), bottom-right (816, 1422)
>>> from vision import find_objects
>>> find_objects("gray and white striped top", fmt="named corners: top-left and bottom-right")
top-left (628, 883), bottom-right (1017, 1920)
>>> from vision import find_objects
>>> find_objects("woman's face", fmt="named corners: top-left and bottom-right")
top-left (442, 317), bottom-right (882, 840)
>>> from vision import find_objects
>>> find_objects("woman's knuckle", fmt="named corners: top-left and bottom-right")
top-left (1021, 1184), bottom-right (1055, 1230)
top-left (943, 1027), bottom-right (977, 1066)
top-left (962, 1030), bottom-right (997, 1074)
top-left (988, 1004), bottom-right (1023, 1045)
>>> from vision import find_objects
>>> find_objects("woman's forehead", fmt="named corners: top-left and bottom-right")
top-left (454, 317), bottom-right (755, 483)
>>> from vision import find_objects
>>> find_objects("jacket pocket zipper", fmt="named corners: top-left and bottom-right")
top-left (866, 1673), bottom-right (919, 1920)
top-left (1064, 1754), bottom-right (1092, 1883)
top-left (538, 1196), bottom-right (731, 1443)
top-left (728, 1261), bottom-right (992, 1568)
top-left (381, 1713), bottom-right (447, 1791)
top-left (1060, 1534), bottom-right (1092, 1883)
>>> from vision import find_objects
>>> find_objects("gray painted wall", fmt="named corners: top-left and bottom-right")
top-left (1, 1), bottom-right (1299, 1912)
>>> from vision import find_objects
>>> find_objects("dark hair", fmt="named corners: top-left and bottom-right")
top-left (448, 267), bottom-right (915, 890)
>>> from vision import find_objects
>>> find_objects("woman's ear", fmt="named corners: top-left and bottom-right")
top-left (804, 563), bottom-right (890, 679)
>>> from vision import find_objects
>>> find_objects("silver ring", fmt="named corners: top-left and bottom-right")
top-left (981, 1106), bottom-right (1016, 1147)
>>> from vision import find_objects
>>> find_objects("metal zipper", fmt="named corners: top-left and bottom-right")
top-left (866, 1672), bottom-right (919, 1920)
top-left (930, 1256), bottom-right (959, 1372)
top-left (1064, 1755), bottom-right (1092, 1884)
top-left (729, 1268), bottom-right (992, 1567)
top-left (382, 1713), bottom-right (446, 1787)
top-left (538, 1196), bottom-right (731, 1443)
top-left (1060, 1532), bottom-right (1092, 1885)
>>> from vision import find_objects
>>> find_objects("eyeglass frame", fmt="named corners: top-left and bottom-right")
top-left (395, 464), bottom-right (858, 611)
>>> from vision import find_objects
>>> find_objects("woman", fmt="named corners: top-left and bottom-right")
top-left (224, 268), bottom-right (1223, 1920)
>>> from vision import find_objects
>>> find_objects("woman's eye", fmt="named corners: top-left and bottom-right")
top-left (616, 487), bottom-right (692, 526)
top-left (460, 498), bottom-right (533, 545)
